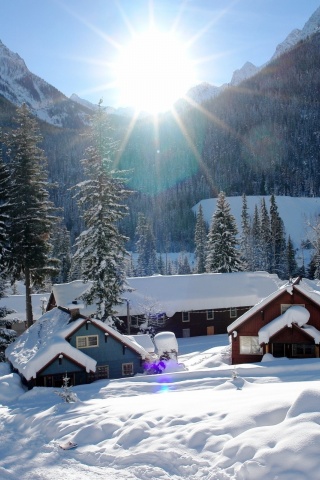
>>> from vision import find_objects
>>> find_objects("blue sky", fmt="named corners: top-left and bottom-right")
top-left (1, 0), bottom-right (320, 108)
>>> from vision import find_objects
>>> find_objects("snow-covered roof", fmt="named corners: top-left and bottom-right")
top-left (6, 308), bottom-right (150, 381)
top-left (116, 272), bottom-right (285, 318)
top-left (124, 334), bottom-right (155, 353)
top-left (294, 278), bottom-right (320, 307)
top-left (52, 280), bottom-right (96, 316)
top-left (0, 293), bottom-right (50, 322)
top-left (258, 305), bottom-right (310, 344)
top-left (228, 278), bottom-right (320, 334)
top-left (6, 308), bottom-right (96, 381)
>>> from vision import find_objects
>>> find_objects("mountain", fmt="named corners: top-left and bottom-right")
top-left (232, 6), bottom-right (320, 87)
top-left (230, 62), bottom-right (260, 86)
top-left (0, 40), bottom-right (91, 128)
top-left (300, 5), bottom-right (320, 39)
top-left (2, 6), bottom-right (320, 254)
top-left (185, 82), bottom-right (223, 104)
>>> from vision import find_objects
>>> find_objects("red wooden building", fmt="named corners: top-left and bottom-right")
top-left (228, 277), bottom-right (320, 364)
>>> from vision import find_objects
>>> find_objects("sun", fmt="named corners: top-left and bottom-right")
top-left (114, 29), bottom-right (196, 114)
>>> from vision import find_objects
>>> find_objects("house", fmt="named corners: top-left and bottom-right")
top-left (5, 307), bottom-right (153, 388)
top-left (0, 292), bottom-right (50, 335)
top-left (47, 273), bottom-right (285, 338)
top-left (228, 277), bottom-right (320, 364)
top-left (116, 272), bottom-right (286, 338)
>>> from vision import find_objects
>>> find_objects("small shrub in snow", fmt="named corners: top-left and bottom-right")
top-left (54, 373), bottom-right (77, 403)
top-left (159, 349), bottom-right (178, 361)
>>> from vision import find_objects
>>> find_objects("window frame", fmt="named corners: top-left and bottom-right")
top-left (182, 311), bottom-right (190, 322)
top-left (122, 362), bottom-right (134, 376)
top-left (239, 336), bottom-right (263, 355)
top-left (230, 307), bottom-right (237, 318)
top-left (207, 309), bottom-right (214, 320)
top-left (76, 335), bottom-right (99, 349)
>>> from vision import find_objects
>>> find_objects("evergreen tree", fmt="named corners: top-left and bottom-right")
top-left (0, 151), bottom-right (10, 265)
top-left (286, 235), bottom-right (298, 279)
top-left (269, 194), bottom-right (286, 277)
top-left (259, 198), bottom-right (272, 272)
top-left (157, 254), bottom-right (165, 275)
top-left (240, 193), bottom-right (250, 269)
top-left (51, 224), bottom-right (72, 284)
top-left (251, 204), bottom-right (262, 271)
top-left (206, 192), bottom-right (243, 273)
top-left (72, 102), bottom-right (130, 322)
top-left (194, 204), bottom-right (207, 273)
top-left (135, 214), bottom-right (158, 276)
top-left (3, 104), bottom-right (57, 327)
top-left (306, 217), bottom-right (320, 280)
top-left (177, 252), bottom-right (192, 274)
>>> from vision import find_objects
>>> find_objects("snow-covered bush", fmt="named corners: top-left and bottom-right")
top-left (54, 373), bottom-right (77, 403)
top-left (153, 332), bottom-right (178, 361)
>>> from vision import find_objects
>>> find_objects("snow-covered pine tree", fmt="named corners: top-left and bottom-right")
top-left (286, 235), bottom-right (298, 279)
top-left (259, 197), bottom-right (272, 272)
top-left (0, 151), bottom-right (10, 265)
top-left (51, 224), bottom-right (71, 284)
top-left (177, 252), bottom-right (192, 274)
top-left (306, 217), bottom-right (320, 280)
top-left (0, 276), bottom-right (16, 361)
top-left (72, 102), bottom-right (130, 322)
top-left (251, 204), bottom-right (262, 271)
top-left (135, 214), bottom-right (158, 276)
top-left (206, 191), bottom-right (243, 273)
top-left (3, 104), bottom-right (57, 327)
top-left (194, 203), bottom-right (207, 273)
top-left (270, 194), bottom-right (286, 278)
top-left (240, 193), bottom-right (250, 270)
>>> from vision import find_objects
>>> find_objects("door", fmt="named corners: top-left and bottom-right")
top-left (182, 328), bottom-right (190, 338)
top-left (207, 326), bottom-right (214, 336)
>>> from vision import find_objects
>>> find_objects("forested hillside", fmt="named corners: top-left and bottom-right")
top-left (116, 31), bottom-right (320, 250)
top-left (2, 31), bottom-right (320, 253)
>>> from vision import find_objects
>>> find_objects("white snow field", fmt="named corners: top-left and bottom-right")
top-left (1, 334), bottom-right (320, 479)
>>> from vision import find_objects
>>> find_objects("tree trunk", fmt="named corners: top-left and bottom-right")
top-left (25, 266), bottom-right (33, 328)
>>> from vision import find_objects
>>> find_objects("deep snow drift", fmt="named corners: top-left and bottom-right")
top-left (1, 334), bottom-right (320, 479)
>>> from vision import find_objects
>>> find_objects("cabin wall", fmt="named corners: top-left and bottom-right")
top-left (125, 306), bottom-right (252, 338)
top-left (68, 322), bottom-right (143, 379)
top-left (231, 287), bottom-right (320, 364)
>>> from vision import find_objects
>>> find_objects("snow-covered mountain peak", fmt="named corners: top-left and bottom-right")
top-left (0, 41), bottom-right (90, 128)
top-left (185, 82), bottom-right (222, 103)
top-left (300, 6), bottom-right (320, 39)
top-left (230, 62), bottom-right (259, 86)
top-left (271, 28), bottom-right (302, 61)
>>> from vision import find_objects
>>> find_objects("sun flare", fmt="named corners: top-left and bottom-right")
top-left (115, 29), bottom-right (196, 114)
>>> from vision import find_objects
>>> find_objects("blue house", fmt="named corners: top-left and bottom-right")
top-left (6, 307), bottom-right (153, 388)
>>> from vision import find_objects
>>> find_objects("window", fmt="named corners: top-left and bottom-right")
top-left (76, 335), bottom-right (99, 349)
top-left (207, 309), bottom-right (214, 320)
top-left (96, 365), bottom-right (109, 379)
top-left (122, 363), bottom-right (134, 376)
top-left (281, 304), bottom-right (304, 314)
top-left (182, 311), bottom-right (190, 322)
top-left (239, 336), bottom-right (263, 355)
top-left (230, 307), bottom-right (237, 318)
top-left (292, 344), bottom-right (315, 357)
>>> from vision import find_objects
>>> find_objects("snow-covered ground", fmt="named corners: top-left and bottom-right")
top-left (1, 334), bottom-right (320, 479)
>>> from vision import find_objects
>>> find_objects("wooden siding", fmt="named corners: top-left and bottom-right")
top-left (68, 321), bottom-right (144, 379)
top-left (121, 306), bottom-right (252, 338)
top-left (231, 286), bottom-right (320, 364)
